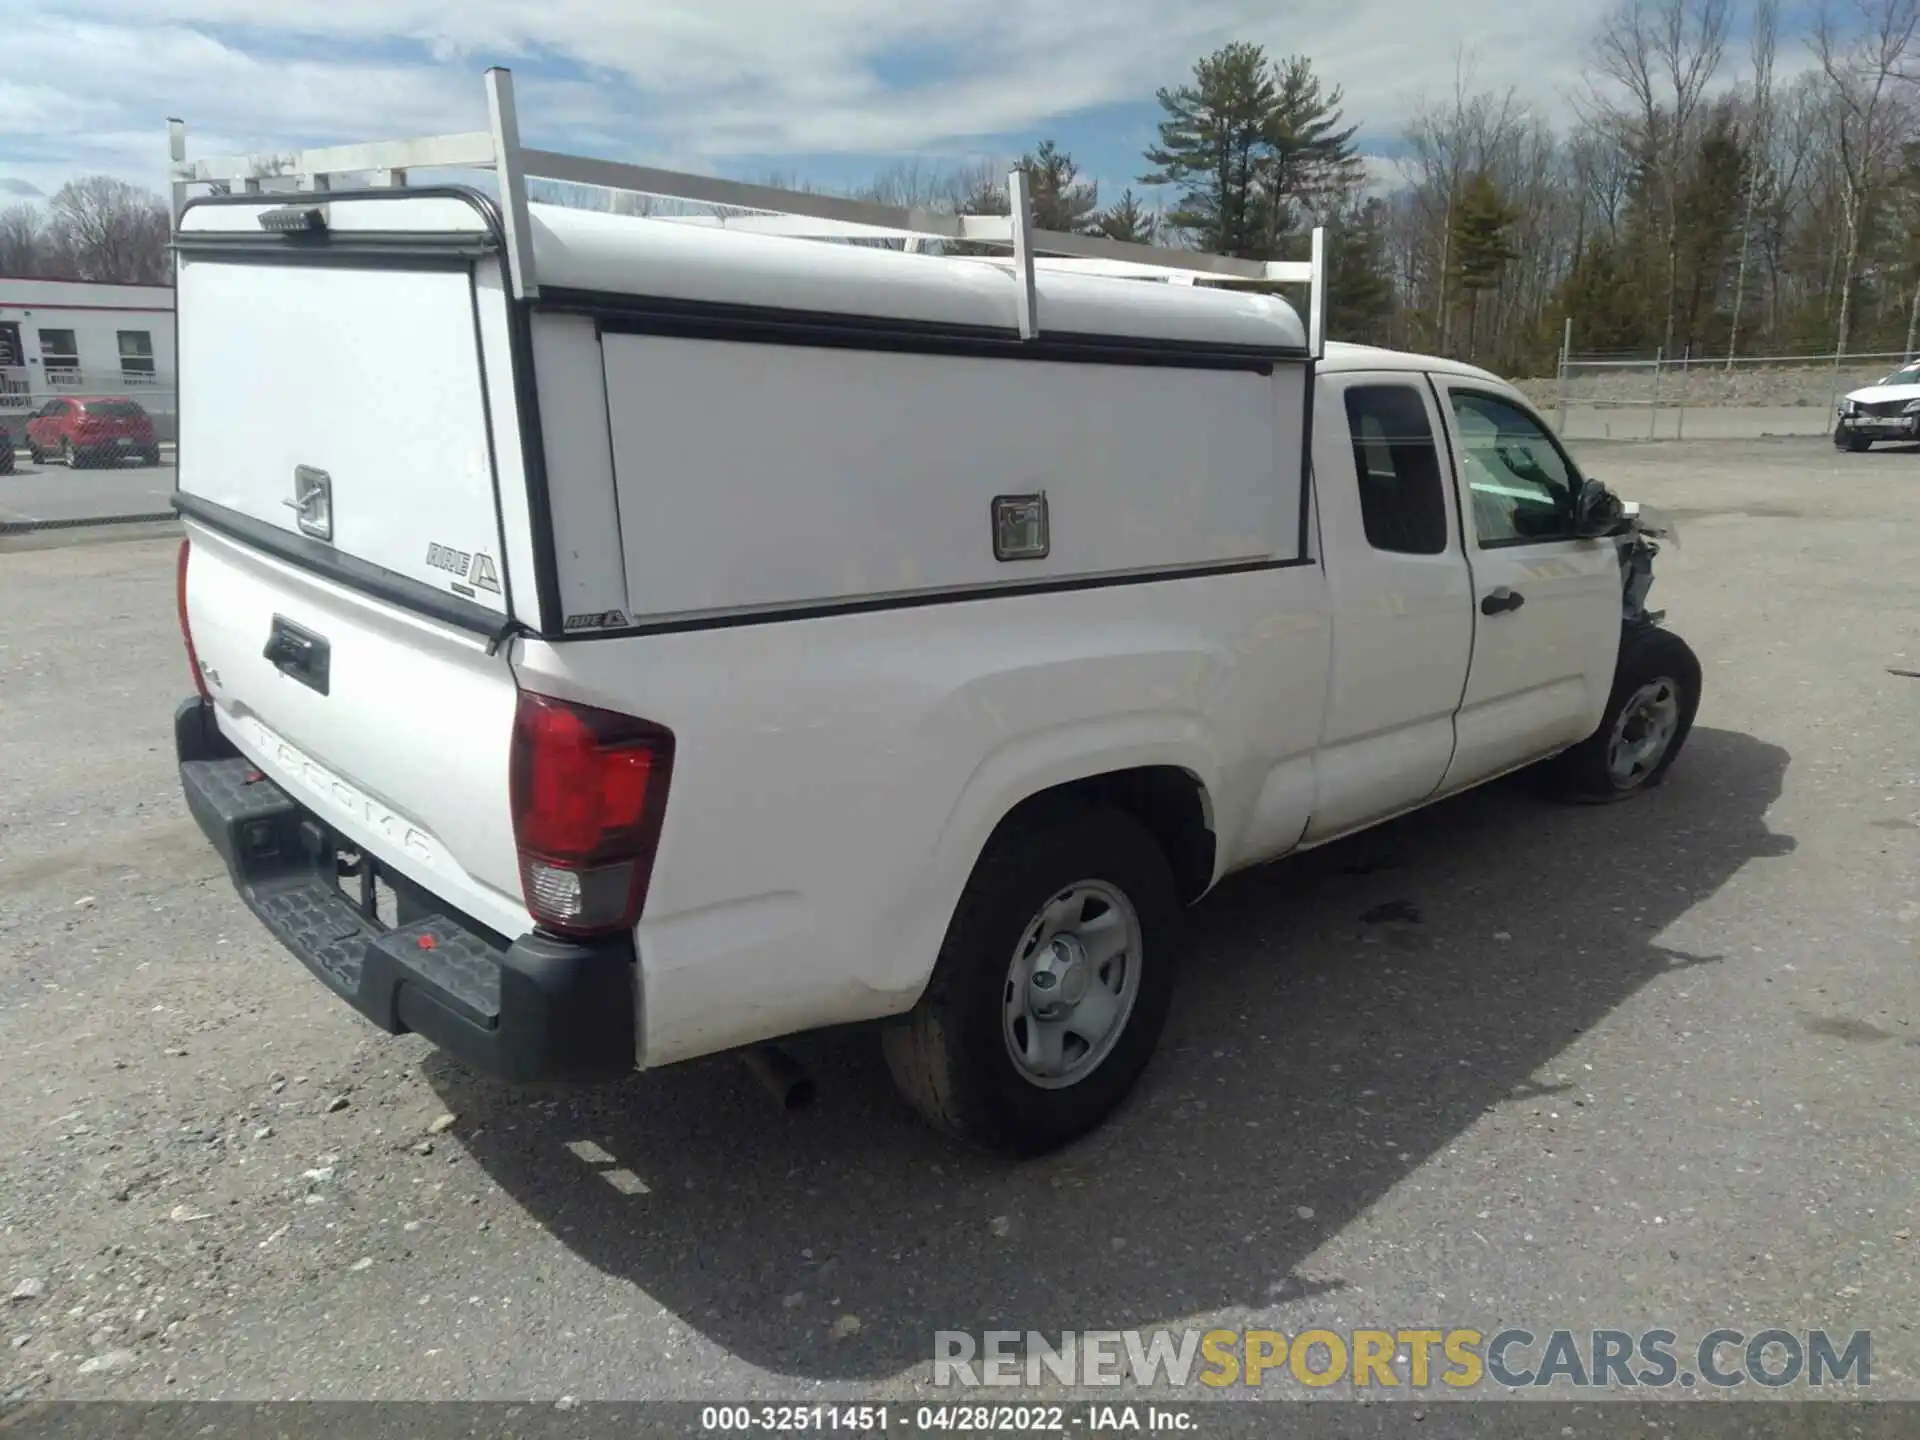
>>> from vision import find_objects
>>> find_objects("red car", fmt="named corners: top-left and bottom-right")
top-left (25, 396), bottom-right (161, 468)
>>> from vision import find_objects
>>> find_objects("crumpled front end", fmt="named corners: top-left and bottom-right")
top-left (1615, 501), bottom-right (1678, 627)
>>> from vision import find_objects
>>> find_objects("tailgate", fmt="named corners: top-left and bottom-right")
top-left (183, 524), bottom-right (530, 941)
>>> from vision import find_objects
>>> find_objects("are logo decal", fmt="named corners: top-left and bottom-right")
top-left (424, 542), bottom-right (471, 577)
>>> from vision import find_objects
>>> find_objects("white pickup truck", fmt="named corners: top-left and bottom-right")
top-left (168, 73), bottom-right (1696, 1155)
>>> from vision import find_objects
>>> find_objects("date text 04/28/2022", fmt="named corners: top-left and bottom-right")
top-left (699, 1404), bottom-right (1196, 1432)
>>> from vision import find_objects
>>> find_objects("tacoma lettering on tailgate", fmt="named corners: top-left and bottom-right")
top-left (245, 719), bottom-right (438, 867)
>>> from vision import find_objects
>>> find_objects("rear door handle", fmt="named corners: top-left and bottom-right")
top-left (1481, 587), bottom-right (1525, 616)
top-left (264, 615), bottom-right (331, 695)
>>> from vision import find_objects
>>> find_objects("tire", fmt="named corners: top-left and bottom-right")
top-left (882, 803), bottom-right (1181, 1156)
top-left (62, 439), bottom-right (83, 470)
top-left (142, 448), bottom-right (161, 467)
top-left (1539, 624), bottom-right (1702, 803)
top-left (1834, 424), bottom-right (1871, 453)
top-left (25, 442), bottom-right (42, 466)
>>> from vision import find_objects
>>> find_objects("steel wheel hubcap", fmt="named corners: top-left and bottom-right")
top-left (1607, 676), bottom-right (1681, 787)
top-left (1003, 881), bottom-right (1142, 1089)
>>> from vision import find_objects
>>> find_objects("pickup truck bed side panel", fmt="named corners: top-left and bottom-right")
top-left (511, 565), bottom-right (1330, 1065)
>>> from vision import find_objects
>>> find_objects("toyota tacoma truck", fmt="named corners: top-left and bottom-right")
top-left (168, 71), bottom-right (1697, 1155)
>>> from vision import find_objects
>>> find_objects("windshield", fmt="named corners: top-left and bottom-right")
top-left (83, 401), bottom-right (146, 418)
top-left (1878, 363), bottom-right (1920, 386)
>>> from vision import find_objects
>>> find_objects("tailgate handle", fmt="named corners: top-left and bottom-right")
top-left (263, 615), bottom-right (331, 696)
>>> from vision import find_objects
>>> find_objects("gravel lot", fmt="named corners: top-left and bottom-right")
top-left (1, 437), bottom-right (1916, 1415)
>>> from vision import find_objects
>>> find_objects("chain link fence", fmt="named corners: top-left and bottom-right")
top-left (1515, 335), bottom-right (1919, 443)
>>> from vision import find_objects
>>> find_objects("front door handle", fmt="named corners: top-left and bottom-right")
top-left (1481, 587), bottom-right (1526, 616)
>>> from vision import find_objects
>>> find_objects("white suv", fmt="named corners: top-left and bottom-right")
top-left (1834, 360), bottom-right (1920, 451)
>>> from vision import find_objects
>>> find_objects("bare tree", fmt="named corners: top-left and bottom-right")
top-left (1588, 0), bottom-right (1732, 354)
top-left (0, 203), bottom-right (52, 277)
top-left (1400, 49), bottom-right (1531, 352)
top-left (1727, 0), bottom-right (1779, 363)
top-left (1814, 0), bottom-right (1920, 356)
top-left (46, 177), bottom-right (170, 284)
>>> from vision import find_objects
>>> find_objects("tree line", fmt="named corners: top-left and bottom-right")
top-left (1, 178), bottom-right (172, 286)
top-left (16, 0), bottom-right (1920, 377)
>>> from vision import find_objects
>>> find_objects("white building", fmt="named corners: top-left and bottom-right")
top-left (0, 277), bottom-right (175, 436)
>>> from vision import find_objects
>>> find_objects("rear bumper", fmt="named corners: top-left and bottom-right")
top-left (175, 696), bottom-right (635, 1083)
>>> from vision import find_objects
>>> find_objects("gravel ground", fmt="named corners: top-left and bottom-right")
top-left (1, 437), bottom-right (1916, 1415)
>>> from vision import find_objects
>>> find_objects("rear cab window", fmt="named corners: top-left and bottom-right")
top-left (1342, 385), bottom-right (1450, 555)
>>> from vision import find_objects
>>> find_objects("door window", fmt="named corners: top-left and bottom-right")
top-left (1448, 391), bottom-right (1579, 546)
top-left (1343, 385), bottom-right (1450, 555)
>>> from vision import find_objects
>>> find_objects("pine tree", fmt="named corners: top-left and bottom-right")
top-left (1555, 239), bottom-right (1646, 355)
top-left (1141, 41), bottom-right (1279, 257)
top-left (1095, 189), bottom-right (1160, 244)
top-left (949, 142), bottom-right (1098, 234)
top-left (1671, 104), bottom-right (1747, 355)
top-left (1326, 196), bottom-right (1397, 345)
top-left (1020, 140), bottom-right (1100, 233)
top-left (1260, 56), bottom-right (1364, 251)
top-left (1449, 172), bottom-right (1519, 360)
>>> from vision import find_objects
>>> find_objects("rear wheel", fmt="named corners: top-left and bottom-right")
top-left (1539, 624), bottom-right (1702, 803)
top-left (142, 447), bottom-right (161, 467)
top-left (882, 803), bottom-right (1180, 1156)
top-left (62, 438), bottom-right (83, 469)
top-left (25, 440), bottom-right (42, 465)
top-left (1834, 423), bottom-right (1872, 453)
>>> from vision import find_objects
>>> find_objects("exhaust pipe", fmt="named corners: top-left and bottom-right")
top-left (741, 1045), bottom-right (814, 1111)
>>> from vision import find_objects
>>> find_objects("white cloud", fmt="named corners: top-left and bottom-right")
top-left (1, 0), bottom-right (1684, 199)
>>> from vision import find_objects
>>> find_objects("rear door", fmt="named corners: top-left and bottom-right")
top-left (1428, 379), bottom-right (1621, 790)
top-left (1305, 371), bottom-right (1474, 841)
top-left (174, 197), bottom-right (541, 940)
top-left (177, 257), bottom-right (511, 609)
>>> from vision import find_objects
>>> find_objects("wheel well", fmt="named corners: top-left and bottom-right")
top-left (997, 766), bottom-right (1216, 904)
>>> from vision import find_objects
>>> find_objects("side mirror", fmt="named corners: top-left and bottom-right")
top-left (1573, 477), bottom-right (1628, 538)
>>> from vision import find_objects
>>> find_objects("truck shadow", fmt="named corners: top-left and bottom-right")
top-left (425, 725), bottom-right (1793, 1382)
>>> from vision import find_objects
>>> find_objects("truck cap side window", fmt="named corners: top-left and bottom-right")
top-left (1342, 384), bottom-right (1448, 556)
top-left (1449, 390), bottom-right (1579, 547)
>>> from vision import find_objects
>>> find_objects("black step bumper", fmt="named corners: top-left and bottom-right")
top-left (175, 696), bottom-right (635, 1083)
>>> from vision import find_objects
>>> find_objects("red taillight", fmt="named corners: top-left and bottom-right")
top-left (177, 538), bottom-right (210, 701)
top-left (509, 691), bottom-right (674, 938)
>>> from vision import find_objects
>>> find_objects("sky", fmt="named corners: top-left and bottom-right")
top-left (0, 0), bottom-right (1798, 209)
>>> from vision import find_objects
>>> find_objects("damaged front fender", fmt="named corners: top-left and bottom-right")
top-left (1615, 501), bottom-right (1677, 626)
